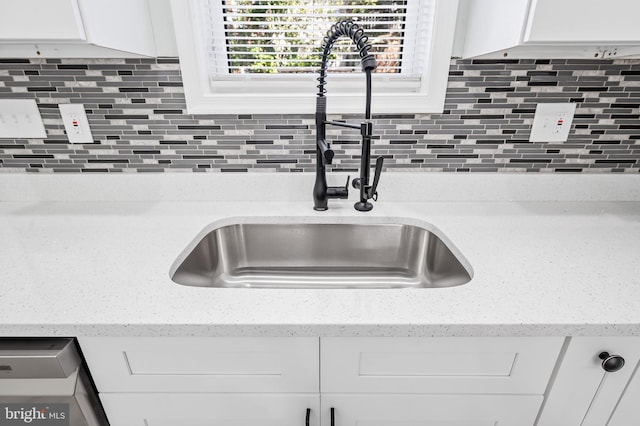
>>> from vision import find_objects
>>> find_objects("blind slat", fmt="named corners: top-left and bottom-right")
top-left (224, 13), bottom-right (409, 18)
top-left (223, 42), bottom-right (405, 46)
top-left (221, 28), bottom-right (407, 34)
top-left (222, 5), bottom-right (409, 11)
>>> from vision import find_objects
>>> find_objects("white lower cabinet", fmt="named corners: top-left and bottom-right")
top-left (321, 394), bottom-right (542, 426)
top-left (537, 337), bottom-right (640, 425)
top-left (80, 336), bottom-right (640, 426)
top-left (608, 359), bottom-right (640, 425)
top-left (78, 337), bottom-right (319, 392)
top-left (321, 337), bottom-right (564, 394)
top-left (78, 337), bottom-right (321, 426)
top-left (100, 393), bottom-right (320, 426)
top-left (320, 337), bottom-right (562, 426)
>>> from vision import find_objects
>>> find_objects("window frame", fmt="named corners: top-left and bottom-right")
top-left (171, 0), bottom-right (459, 115)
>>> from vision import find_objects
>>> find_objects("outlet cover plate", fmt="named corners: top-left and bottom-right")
top-left (59, 103), bottom-right (94, 144)
top-left (530, 103), bottom-right (577, 143)
top-left (0, 99), bottom-right (46, 138)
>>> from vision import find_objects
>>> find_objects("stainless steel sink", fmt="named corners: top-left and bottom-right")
top-left (170, 219), bottom-right (472, 289)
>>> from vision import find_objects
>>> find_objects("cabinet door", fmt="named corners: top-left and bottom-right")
top-left (101, 393), bottom-right (319, 426)
top-left (524, 0), bottom-right (640, 43)
top-left (79, 337), bottom-right (318, 392)
top-left (321, 394), bottom-right (542, 426)
top-left (608, 358), bottom-right (640, 425)
top-left (0, 0), bottom-right (86, 41)
top-left (538, 337), bottom-right (640, 426)
top-left (321, 337), bottom-right (563, 394)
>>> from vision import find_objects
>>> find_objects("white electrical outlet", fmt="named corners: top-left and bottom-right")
top-left (59, 103), bottom-right (94, 144)
top-left (530, 103), bottom-right (577, 143)
top-left (0, 99), bottom-right (47, 138)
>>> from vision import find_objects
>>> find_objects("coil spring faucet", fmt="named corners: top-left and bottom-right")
top-left (313, 20), bottom-right (384, 212)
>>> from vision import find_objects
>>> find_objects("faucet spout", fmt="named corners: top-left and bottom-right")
top-left (313, 20), bottom-right (383, 212)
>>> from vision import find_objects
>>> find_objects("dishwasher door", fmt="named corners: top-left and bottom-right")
top-left (0, 338), bottom-right (108, 426)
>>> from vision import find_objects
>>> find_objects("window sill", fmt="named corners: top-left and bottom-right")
top-left (182, 92), bottom-right (448, 115)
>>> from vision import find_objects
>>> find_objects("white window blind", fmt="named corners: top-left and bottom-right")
top-left (196, 0), bottom-right (436, 94)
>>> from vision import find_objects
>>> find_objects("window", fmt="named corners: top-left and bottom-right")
top-left (171, 0), bottom-right (458, 114)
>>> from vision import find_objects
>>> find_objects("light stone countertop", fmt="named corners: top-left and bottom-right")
top-left (1, 173), bottom-right (639, 337)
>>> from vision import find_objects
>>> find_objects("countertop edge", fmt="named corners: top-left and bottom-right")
top-left (2, 324), bottom-right (639, 338)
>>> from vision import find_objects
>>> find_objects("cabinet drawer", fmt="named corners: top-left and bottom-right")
top-left (100, 393), bottom-right (320, 426)
top-left (79, 337), bottom-right (318, 392)
top-left (321, 394), bottom-right (542, 426)
top-left (321, 337), bottom-right (563, 394)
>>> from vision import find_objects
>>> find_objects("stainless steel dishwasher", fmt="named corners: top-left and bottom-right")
top-left (0, 338), bottom-right (108, 426)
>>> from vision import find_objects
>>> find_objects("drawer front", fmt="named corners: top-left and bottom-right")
top-left (321, 337), bottom-right (563, 394)
top-left (100, 393), bottom-right (320, 426)
top-left (321, 394), bottom-right (542, 426)
top-left (79, 337), bottom-right (318, 392)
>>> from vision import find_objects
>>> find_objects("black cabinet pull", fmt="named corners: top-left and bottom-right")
top-left (599, 351), bottom-right (625, 372)
top-left (305, 408), bottom-right (310, 426)
top-left (330, 407), bottom-right (335, 426)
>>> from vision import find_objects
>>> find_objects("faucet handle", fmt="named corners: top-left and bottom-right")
top-left (326, 175), bottom-right (350, 200)
top-left (367, 156), bottom-right (384, 200)
top-left (344, 175), bottom-right (351, 190)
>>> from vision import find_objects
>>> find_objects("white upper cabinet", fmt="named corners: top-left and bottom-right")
top-left (523, 0), bottom-right (640, 43)
top-left (0, 0), bottom-right (86, 41)
top-left (0, 0), bottom-right (177, 57)
top-left (457, 0), bottom-right (640, 58)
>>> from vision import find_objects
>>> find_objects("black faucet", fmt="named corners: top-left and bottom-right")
top-left (313, 20), bottom-right (384, 212)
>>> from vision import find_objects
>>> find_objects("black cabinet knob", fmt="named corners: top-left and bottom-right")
top-left (599, 352), bottom-right (625, 372)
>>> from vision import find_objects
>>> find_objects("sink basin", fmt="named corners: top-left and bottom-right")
top-left (170, 218), bottom-right (472, 289)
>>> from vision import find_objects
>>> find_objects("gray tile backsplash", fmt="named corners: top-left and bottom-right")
top-left (0, 57), bottom-right (638, 173)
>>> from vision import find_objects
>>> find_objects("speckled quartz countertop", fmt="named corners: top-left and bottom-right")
top-left (1, 173), bottom-right (639, 337)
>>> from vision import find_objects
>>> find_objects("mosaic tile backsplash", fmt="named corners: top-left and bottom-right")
top-left (0, 57), bottom-right (639, 173)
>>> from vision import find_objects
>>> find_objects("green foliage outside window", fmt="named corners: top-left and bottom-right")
top-left (222, 0), bottom-right (407, 73)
